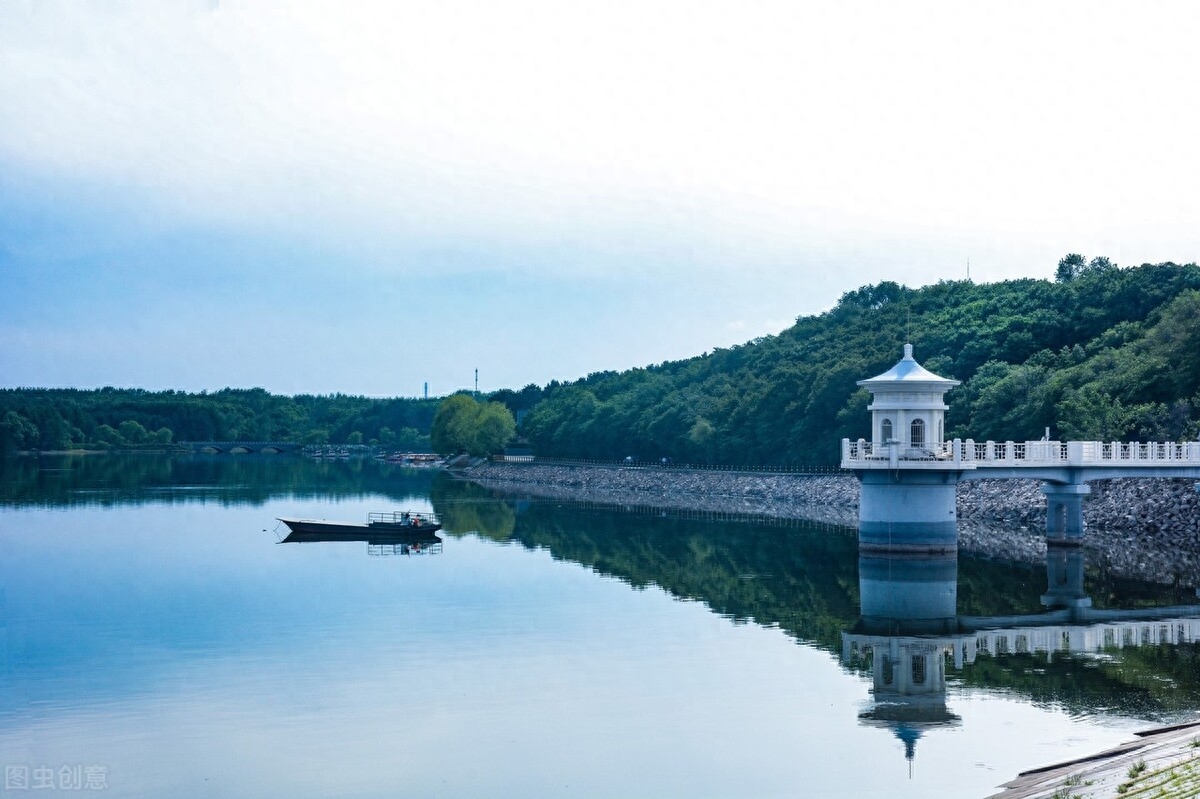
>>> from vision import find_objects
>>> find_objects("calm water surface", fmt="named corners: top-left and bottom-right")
top-left (1, 455), bottom-right (1198, 798)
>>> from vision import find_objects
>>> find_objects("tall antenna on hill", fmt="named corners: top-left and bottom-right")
top-left (474, 368), bottom-right (479, 397)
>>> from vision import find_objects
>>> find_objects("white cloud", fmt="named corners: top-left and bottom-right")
top-left (2, 0), bottom-right (1199, 282)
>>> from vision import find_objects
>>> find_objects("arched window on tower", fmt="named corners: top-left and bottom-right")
top-left (910, 419), bottom-right (925, 446)
top-left (881, 419), bottom-right (893, 443)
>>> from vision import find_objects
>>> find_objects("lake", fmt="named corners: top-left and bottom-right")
top-left (1, 454), bottom-right (1198, 798)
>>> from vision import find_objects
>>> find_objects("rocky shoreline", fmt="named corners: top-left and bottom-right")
top-left (459, 461), bottom-right (1200, 585)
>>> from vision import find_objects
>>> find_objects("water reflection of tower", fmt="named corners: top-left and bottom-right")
top-left (845, 551), bottom-right (964, 774)
top-left (843, 542), bottom-right (1200, 774)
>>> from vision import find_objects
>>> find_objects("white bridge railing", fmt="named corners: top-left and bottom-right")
top-left (842, 438), bottom-right (1200, 467)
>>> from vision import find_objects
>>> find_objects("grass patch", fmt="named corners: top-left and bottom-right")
top-left (1051, 772), bottom-right (1094, 797)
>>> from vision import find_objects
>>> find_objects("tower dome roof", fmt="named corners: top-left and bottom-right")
top-left (857, 344), bottom-right (960, 389)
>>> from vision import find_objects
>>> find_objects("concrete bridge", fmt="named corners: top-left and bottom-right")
top-left (839, 344), bottom-right (1200, 550)
top-left (842, 437), bottom-right (1200, 483)
top-left (183, 441), bottom-right (302, 454)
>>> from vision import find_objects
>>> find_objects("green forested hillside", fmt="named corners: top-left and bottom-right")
top-left (6, 259), bottom-right (1199, 464)
top-left (523, 260), bottom-right (1200, 466)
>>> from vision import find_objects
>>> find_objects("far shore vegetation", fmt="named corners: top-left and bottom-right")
top-left (4, 257), bottom-right (1200, 466)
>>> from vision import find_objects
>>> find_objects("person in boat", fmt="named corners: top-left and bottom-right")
top-left (411, 515), bottom-right (422, 528)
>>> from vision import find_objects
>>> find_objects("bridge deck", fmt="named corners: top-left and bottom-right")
top-left (842, 438), bottom-right (1200, 481)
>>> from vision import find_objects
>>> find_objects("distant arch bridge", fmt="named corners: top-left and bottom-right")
top-left (183, 441), bottom-right (302, 454)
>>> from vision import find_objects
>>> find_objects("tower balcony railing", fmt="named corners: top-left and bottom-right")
top-left (843, 440), bottom-right (957, 461)
top-left (842, 438), bottom-right (1200, 468)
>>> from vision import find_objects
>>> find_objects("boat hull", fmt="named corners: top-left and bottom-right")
top-left (277, 518), bottom-right (442, 536)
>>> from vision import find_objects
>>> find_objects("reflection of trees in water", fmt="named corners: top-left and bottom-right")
top-left (0, 454), bottom-right (437, 508)
top-left (430, 478), bottom-right (864, 645)
top-left (954, 643), bottom-right (1200, 717)
top-left (511, 504), bottom-right (861, 645)
top-left (430, 478), bottom-right (517, 541)
top-left (430, 479), bottom-right (1200, 719)
top-left (7, 459), bottom-right (1198, 718)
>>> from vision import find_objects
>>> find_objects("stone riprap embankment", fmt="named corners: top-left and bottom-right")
top-left (466, 462), bottom-right (860, 527)
top-left (461, 462), bottom-right (1200, 583)
top-left (957, 478), bottom-right (1200, 580)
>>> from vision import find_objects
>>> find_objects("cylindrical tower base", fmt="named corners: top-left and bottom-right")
top-left (856, 470), bottom-right (961, 552)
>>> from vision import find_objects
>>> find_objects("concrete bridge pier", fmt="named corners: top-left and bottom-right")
top-left (1042, 483), bottom-right (1091, 543)
top-left (858, 471), bottom-right (960, 553)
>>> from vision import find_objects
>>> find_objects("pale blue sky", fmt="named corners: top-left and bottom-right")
top-left (3, 1), bottom-right (1199, 396)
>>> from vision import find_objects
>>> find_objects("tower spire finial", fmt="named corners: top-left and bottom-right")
top-left (903, 343), bottom-right (914, 359)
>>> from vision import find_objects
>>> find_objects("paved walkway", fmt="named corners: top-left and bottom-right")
top-left (989, 720), bottom-right (1200, 799)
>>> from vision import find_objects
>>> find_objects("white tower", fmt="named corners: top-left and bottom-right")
top-left (843, 344), bottom-right (966, 552)
top-left (857, 344), bottom-right (959, 452)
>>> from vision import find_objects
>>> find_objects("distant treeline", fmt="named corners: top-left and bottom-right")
top-left (523, 259), bottom-right (1200, 467)
top-left (0, 387), bottom-right (445, 454)
top-left (7, 259), bottom-right (1200, 465)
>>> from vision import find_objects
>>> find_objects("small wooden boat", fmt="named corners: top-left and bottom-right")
top-left (277, 510), bottom-right (442, 536)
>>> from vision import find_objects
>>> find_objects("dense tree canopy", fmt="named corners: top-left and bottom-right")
top-left (431, 394), bottom-right (516, 456)
top-left (0, 387), bottom-right (438, 452)
top-left (522, 260), bottom-right (1200, 467)
top-left (6, 259), bottom-right (1199, 466)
